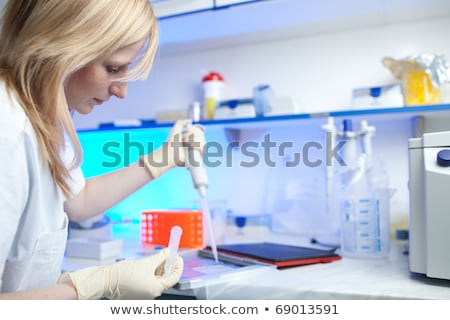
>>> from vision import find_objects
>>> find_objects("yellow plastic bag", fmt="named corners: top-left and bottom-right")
top-left (383, 54), bottom-right (449, 106)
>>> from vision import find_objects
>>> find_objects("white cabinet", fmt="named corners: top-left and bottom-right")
top-left (151, 0), bottom-right (213, 18)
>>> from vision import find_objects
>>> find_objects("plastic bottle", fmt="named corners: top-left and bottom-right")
top-left (253, 84), bottom-right (273, 117)
top-left (202, 72), bottom-right (224, 120)
top-left (339, 155), bottom-right (391, 259)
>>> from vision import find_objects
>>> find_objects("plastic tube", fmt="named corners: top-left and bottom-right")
top-left (164, 226), bottom-right (182, 275)
top-left (322, 117), bottom-right (336, 213)
top-left (360, 120), bottom-right (376, 156)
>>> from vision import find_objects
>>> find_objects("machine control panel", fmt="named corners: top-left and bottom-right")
top-left (436, 149), bottom-right (450, 167)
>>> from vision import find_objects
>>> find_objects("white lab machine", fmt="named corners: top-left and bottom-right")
top-left (408, 131), bottom-right (450, 280)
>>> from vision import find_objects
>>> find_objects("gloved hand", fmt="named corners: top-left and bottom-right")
top-left (58, 248), bottom-right (183, 300)
top-left (142, 119), bottom-right (205, 179)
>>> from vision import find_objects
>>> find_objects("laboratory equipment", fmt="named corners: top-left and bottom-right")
top-left (141, 210), bottom-right (203, 249)
top-left (214, 98), bottom-right (256, 119)
top-left (321, 117), bottom-right (336, 213)
top-left (199, 198), bottom-right (218, 262)
top-left (359, 120), bottom-right (376, 156)
top-left (184, 124), bottom-right (218, 262)
top-left (352, 84), bottom-right (403, 109)
top-left (202, 71), bottom-right (224, 120)
top-left (408, 131), bottom-right (450, 280)
top-left (335, 119), bottom-right (392, 259)
top-left (214, 95), bottom-right (301, 119)
top-left (165, 226), bottom-right (182, 275)
top-left (253, 84), bottom-right (273, 117)
top-left (188, 101), bottom-right (201, 122)
top-left (340, 119), bottom-right (358, 167)
top-left (339, 156), bottom-right (391, 259)
top-left (185, 136), bottom-right (208, 199)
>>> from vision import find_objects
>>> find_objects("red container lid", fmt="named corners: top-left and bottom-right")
top-left (202, 72), bottom-right (224, 82)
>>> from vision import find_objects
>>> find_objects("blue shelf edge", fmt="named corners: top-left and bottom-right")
top-left (77, 103), bottom-right (450, 133)
top-left (329, 104), bottom-right (450, 117)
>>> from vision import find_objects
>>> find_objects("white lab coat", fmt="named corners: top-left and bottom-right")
top-left (0, 80), bottom-right (85, 292)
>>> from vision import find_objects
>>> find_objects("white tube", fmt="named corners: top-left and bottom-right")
top-left (360, 120), bottom-right (376, 157)
top-left (342, 119), bottom-right (358, 167)
top-left (322, 117), bottom-right (336, 213)
top-left (165, 226), bottom-right (182, 275)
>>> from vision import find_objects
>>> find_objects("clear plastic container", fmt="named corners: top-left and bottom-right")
top-left (202, 72), bottom-right (225, 120)
top-left (339, 156), bottom-right (391, 259)
top-left (340, 189), bottom-right (391, 259)
top-left (253, 84), bottom-right (273, 117)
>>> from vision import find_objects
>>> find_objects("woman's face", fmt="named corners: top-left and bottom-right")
top-left (65, 40), bottom-right (145, 114)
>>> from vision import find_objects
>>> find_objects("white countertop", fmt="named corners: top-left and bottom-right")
top-left (165, 236), bottom-right (450, 300)
top-left (188, 245), bottom-right (450, 300)
top-left (63, 223), bottom-right (450, 300)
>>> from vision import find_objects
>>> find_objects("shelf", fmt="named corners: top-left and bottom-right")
top-left (198, 104), bottom-right (450, 127)
top-left (215, 0), bottom-right (261, 8)
top-left (152, 0), bottom-right (263, 19)
top-left (78, 103), bottom-right (450, 133)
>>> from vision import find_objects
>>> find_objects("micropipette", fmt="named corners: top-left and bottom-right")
top-left (186, 142), bottom-right (208, 199)
top-left (200, 197), bottom-right (218, 262)
top-left (164, 225), bottom-right (182, 275)
top-left (184, 124), bottom-right (218, 262)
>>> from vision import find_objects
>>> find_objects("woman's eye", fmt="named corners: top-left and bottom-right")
top-left (106, 66), bottom-right (120, 74)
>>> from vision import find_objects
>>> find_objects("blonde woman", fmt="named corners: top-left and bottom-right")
top-left (0, 0), bottom-right (204, 299)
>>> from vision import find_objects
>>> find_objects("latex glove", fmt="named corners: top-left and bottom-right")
top-left (58, 248), bottom-right (183, 300)
top-left (142, 119), bottom-right (205, 179)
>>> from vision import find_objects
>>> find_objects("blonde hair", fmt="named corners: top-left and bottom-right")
top-left (0, 0), bottom-right (158, 197)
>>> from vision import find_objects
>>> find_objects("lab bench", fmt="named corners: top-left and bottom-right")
top-left (166, 239), bottom-right (450, 300)
top-left (62, 224), bottom-right (450, 300)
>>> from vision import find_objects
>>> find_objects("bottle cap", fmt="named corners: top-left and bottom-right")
top-left (202, 72), bottom-right (224, 82)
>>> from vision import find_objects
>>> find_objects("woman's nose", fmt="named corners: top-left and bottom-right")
top-left (110, 81), bottom-right (128, 99)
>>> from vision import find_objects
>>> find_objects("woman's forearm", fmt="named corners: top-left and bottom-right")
top-left (64, 161), bottom-right (152, 222)
top-left (0, 282), bottom-right (78, 300)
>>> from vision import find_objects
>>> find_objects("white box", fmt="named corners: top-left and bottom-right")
top-left (352, 84), bottom-right (404, 109)
top-left (65, 237), bottom-right (123, 260)
top-left (265, 96), bottom-right (302, 116)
